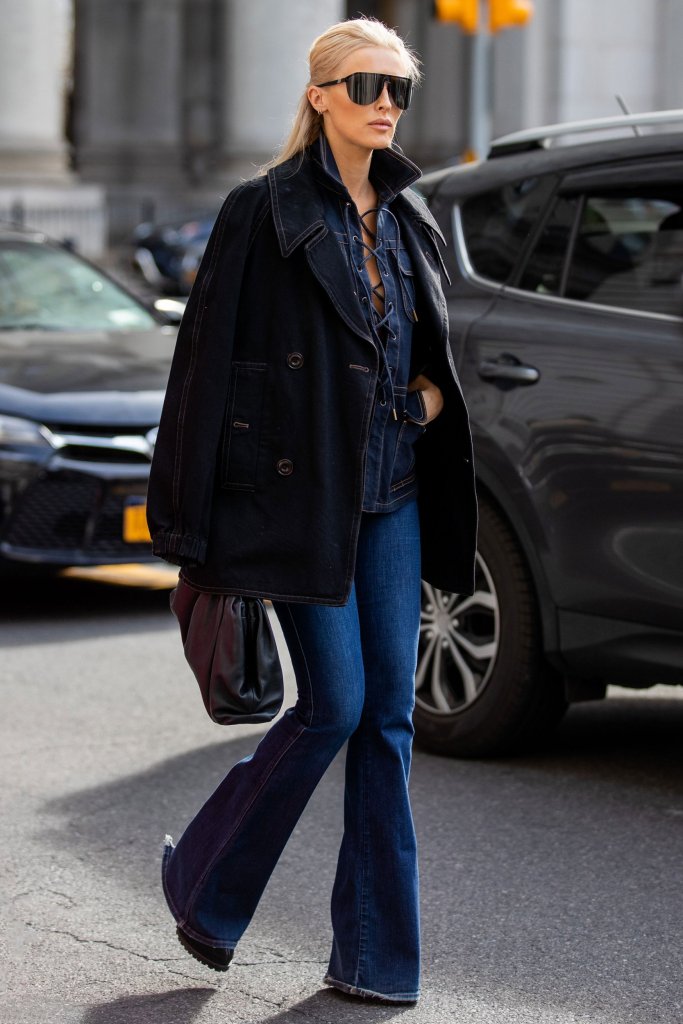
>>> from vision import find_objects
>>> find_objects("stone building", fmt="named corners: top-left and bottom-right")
top-left (1, 0), bottom-right (682, 253)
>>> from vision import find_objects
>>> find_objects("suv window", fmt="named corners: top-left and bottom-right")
top-left (518, 196), bottom-right (577, 296)
top-left (518, 186), bottom-right (683, 317)
top-left (459, 176), bottom-right (556, 284)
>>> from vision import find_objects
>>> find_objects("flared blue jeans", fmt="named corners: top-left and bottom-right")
top-left (162, 499), bottom-right (422, 1001)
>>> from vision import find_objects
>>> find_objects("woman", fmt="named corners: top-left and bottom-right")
top-left (147, 16), bottom-right (477, 1004)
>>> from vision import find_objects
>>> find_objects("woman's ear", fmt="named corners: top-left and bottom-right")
top-left (307, 85), bottom-right (325, 114)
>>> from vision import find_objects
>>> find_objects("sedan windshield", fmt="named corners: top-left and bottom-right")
top-left (0, 241), bottom-right (156, 331)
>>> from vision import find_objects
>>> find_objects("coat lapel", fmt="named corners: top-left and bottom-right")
top-left (268, 158), bottom-right (373, 343)
top-left (305, 230), bottom-right (374, 343)
top-left (393, 196), bottom-right (448, 348)
top-left (267, 147), bottom-right (449, 347)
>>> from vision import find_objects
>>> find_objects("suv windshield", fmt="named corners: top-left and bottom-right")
top-left (0, 241), bottom-right (156, 332)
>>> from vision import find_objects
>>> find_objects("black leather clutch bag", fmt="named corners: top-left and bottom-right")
top-left (170, 579), bottom-right (284, 725)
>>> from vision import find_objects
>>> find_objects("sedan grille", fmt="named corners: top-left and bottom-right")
top-left (41, 426), bottom-right (158, 465)
top-left (4, 477), bottom-right (151, 556)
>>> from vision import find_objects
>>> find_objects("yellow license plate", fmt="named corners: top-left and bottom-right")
top-left (123, 501), bottom-right (151, 543)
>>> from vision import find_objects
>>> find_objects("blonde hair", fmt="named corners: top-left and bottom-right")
top-left (259, 17), bottom-right (421, 175)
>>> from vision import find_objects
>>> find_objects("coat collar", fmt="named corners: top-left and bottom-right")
top-left (310, 133), bottom-right (420, 203)
top-left (268, 138), bottom-right (445, 258)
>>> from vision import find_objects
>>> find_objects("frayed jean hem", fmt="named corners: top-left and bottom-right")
top-left (323, 974), bottom-right (419, 1004)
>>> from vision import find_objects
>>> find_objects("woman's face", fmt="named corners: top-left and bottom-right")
top-left (309, 46), bottom-right (410, 156)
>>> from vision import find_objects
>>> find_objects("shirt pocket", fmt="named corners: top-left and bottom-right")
top-left (391, 417), bottom-right (425, 490)
top-left (404, 387), bottom-right (429, 426)
top-left (220, 362), bottom-right (267, 491)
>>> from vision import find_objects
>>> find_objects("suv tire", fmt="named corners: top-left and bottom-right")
top-left (414, 497), bottom-right (567, 757)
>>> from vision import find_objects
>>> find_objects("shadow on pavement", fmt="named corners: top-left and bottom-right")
top-left (259, 989), bottom-right (418, 1021)
top-left (41, 692), bottom-right (683, 897)
top-left (520, 690), bottom-right (683, 793)
top-left (82, 988), bottom-right (215, 1024)
top-left (42, 732), bottom-right (321, 900)
top-left (82, 988), bottom-right (415, 1024)
top-left (42, 695), bottom-right (683, 1023)
top-left (412, 690), bottom-right (683, 797)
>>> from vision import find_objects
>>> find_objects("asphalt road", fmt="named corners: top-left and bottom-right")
top-left (1, 568), bottom-right (681, 1024)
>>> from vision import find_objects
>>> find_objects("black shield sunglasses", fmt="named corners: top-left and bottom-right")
top-left (315, 72), bottom-right (413, 111)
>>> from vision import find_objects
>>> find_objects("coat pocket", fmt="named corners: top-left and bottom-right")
top-left (220, 362), bottom-right (267, 490)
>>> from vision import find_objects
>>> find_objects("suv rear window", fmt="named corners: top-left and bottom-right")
top-left (518, 186), bottom-right (683, 318)
top-left (459, 176), bottom-right (556, 284)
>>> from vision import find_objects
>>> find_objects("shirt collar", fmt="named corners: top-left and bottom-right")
top-left (310, 132), bottom-right (421, 204)
top-left (268, 140), bottom-right (444, 260)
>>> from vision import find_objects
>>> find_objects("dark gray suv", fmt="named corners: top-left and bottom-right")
top-left (413, 114), bottom-right (683, 757)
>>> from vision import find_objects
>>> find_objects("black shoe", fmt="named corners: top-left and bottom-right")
top-left (176, 925), bottom-right (233, 971)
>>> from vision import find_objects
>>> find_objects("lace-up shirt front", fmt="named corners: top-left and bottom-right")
top-left (311, 135), bottom-right (429, 513)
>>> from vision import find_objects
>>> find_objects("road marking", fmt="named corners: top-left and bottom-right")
top-left (60, 563), bottom-right (179, 589)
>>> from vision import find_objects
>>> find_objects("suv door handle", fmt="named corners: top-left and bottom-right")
top-left (478, 355), bottom-right (540, 385)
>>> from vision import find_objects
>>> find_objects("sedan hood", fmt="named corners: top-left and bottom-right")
top-left (0, 327), bottom-right (174, 425)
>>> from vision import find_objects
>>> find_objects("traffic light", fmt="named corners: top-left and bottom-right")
top-left (488, 0), bottom-right (534, 32)
top-left (433, 0), bottom-right (533, 33)
top-left (433, 0), bottom-right (479, 34)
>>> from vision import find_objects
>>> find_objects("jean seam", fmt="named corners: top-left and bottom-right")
top-left (182, 599), bottom-right (317, 921)
top-left (354, 735), bottom-right (371, 986)
top-left (283, 604), bottom-right (315, 728)
top-left (363, 400), bottom-right (387, 511)
top-left (183, 720), bottom-right (306, 920)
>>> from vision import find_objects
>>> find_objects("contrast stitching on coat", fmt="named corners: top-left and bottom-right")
top-left (304, 234), bottom-right (374, 344)
top-left (178, 574), bottom-right (349, 604)
top-left (269, 168), bottom-right (325, 256)
top-left (396, 188), bottom-right (447, 245)
top-left (170, 182), bottom-right (270, 531)
top-left (153, 147), bottom-right (476, 599)
top-left (247, 202), bottom-right (271, 250)
top-left (170, 188), bottom-right (238, 521)
top-left (219, 365), bottom-right (239, 490)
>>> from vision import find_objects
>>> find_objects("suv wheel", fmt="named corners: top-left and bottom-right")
top-left (413, 498), bottom-right (567, 757)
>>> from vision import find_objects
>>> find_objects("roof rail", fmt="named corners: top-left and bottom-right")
top-left (489, 109), bottom-right (683, 158)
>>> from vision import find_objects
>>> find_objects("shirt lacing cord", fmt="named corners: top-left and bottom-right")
top-left (310, 133), bottom-right (421, 512)
top-left (348, 204), bottom-right (400, 420)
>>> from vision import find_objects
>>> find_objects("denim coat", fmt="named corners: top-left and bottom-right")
top-left (147, 144), bottom-right (478, 604)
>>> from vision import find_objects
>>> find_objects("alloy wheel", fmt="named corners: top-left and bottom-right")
top-left (416, 553), bottom-right (500, 715)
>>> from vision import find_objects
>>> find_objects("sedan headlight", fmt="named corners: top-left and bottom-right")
top-left (0, 414), bottom-right (54, 448)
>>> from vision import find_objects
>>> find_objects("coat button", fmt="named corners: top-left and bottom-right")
top-left (287, 352), bottom-right (304, 369)
top-left (276, 458), bottom-right (294, 476)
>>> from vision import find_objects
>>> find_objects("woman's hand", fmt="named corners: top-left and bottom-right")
top-left (407, 374), bottom-right (444, 425)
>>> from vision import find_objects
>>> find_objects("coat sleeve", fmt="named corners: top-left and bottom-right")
top-left (146, 179), bottom-right (269, 566)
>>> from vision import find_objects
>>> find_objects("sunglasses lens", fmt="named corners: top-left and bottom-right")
top-left (346, 73), bottom-right (412, 111)
top-left (347, 73), bottom-right (381, 105)
top-left (392, 78), bottom-right (412, 110)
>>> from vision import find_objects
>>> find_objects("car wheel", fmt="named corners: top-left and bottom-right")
top-left (413, 498), bottom-right (567, 757)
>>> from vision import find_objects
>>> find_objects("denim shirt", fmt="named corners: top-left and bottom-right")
top-left (311, 135), bottom-right (429, 513)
